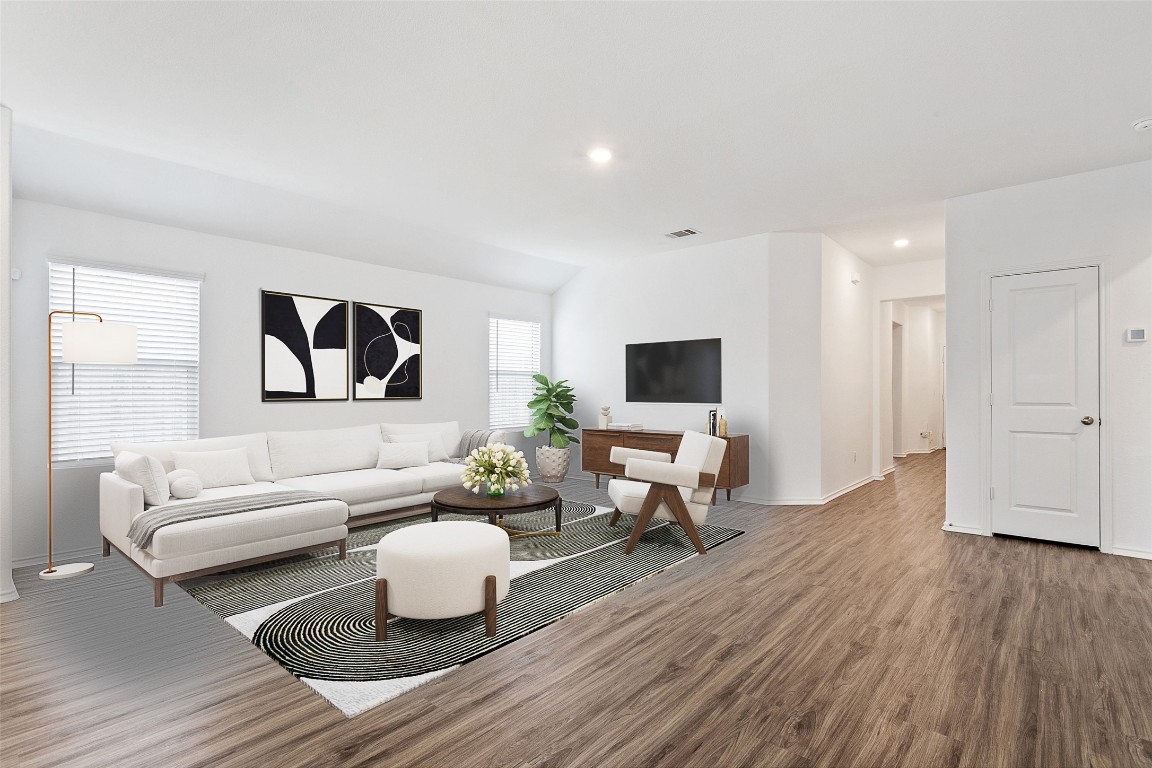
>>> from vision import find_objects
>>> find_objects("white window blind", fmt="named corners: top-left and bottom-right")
top-left (489, 317), bottom-right (541, 430)
top-left (49, 262), bottom-right (200, 462)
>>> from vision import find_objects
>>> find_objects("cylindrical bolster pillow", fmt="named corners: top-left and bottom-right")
top-left (167, 469), bottom-right (204, 500)
top-left (624, 458), bottom-right (702, 488)
top-left (609, 446), bottom-right (672, 465)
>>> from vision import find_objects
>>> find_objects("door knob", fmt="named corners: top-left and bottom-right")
top-left (1081, 416), bottom-right (1095, 425)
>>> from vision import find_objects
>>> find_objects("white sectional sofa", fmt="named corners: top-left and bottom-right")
top-left (100, 421), bottom-right (503, 606)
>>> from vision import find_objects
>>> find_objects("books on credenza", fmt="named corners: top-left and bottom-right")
top-left (606, 422), bottom-right (644, 431)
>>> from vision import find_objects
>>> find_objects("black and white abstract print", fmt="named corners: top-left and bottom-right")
top-left (354, 302), bottom-right (422, 400)
top-left (262, 291), bottom-right (349, 401)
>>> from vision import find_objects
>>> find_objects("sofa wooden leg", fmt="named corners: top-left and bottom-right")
top-left (484, 575), bottom-right (497, 637)
top-left (375, 579), bottom-right (387, 641)
top-left (338, 539), bottom-right (347, 560)
top-left (153, 579), bottom-right (165, 608)
top-left (608, 508), bottom-right (621, 527)
top-left (102, 537), bottom-right (110, 557)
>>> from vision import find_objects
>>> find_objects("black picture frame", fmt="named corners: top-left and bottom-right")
top-left (352, 301), bottom-right (422, 400)
top-left (261, 290), bottom-right (349, 402)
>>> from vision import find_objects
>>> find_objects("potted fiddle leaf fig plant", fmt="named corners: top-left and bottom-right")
top-left (523, 374), bottom-right (579, 483)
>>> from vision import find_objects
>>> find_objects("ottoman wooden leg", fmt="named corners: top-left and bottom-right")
top-left (608, 508), bottom-right (621, 527)
top-left (375, 578), bottom-right (388, 641)
top-left (484, 575), bottom-right (497, 637)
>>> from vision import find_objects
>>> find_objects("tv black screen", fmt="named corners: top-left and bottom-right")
top-left (626, 338), bottom-right (722, 403)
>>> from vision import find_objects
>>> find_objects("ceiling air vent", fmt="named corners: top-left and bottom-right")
top-left (664, 228), bottom-right (700, 239)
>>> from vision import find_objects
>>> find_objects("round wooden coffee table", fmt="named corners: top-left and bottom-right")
top-left (430, 485), bottom-right (562, 538)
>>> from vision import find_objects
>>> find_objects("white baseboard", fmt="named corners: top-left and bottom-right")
top-left (941, 522), bottom-right (985, 536)
top-left (1111, 546), bottom-right (1152, 561)
top-left (872, 465), bottom-right (896, 481)
top-left (822, 476), bottom-right (874, 504)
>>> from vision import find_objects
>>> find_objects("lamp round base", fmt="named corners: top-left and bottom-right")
top-left (38, 562), bottom-right (94, 580)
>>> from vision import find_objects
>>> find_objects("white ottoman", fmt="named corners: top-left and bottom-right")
top-left (375, 521), bottom-right (510, 641)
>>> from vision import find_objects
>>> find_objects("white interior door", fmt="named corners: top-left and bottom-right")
top-left (990, 267), bottom-right (1100, 546)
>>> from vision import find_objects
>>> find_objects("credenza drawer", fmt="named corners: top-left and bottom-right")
top-left (622, 432), bottom-right (680, 455)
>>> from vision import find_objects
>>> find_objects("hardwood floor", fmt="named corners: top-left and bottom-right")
top-left (3, 451), bottom-right (1151, 767)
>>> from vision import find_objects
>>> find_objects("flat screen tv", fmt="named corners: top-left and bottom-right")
top-left (626, 338), bottom-right (722, 403)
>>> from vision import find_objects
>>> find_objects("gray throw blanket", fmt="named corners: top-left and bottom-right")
top-left (456, 429), bottom-right (499, 458)
top-left (127, 490), bottom-right (342, 550)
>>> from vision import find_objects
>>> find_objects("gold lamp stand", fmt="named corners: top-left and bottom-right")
top-left (40, 310), bottom-right (137, 580)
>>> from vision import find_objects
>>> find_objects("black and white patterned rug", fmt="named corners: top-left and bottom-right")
top-left (182, 501), bottom-right (743, 717)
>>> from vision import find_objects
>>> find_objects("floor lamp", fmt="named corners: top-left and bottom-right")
top-left (40, 311), bottom-right (137, 580)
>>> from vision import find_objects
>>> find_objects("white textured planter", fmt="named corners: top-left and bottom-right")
top-left (535, 446), bottom-right (571, 483)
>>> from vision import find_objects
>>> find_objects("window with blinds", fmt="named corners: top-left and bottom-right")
top-left (488, 317), bottom-right (541, 430)
top-left (49, 262), bottom-right (201, 463)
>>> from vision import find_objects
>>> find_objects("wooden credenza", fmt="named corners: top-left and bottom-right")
top-left (581, 428), bottom-right (750, 501)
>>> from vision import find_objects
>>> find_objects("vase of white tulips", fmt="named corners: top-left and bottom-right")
top-left (461, 443), bottom-right (532, 498)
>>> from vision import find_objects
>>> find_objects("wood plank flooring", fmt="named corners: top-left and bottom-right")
top-left (3, 451), bottom-right (1151, 767)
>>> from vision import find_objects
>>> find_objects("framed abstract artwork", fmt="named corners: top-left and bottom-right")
top-left (353, 302), bottom-right (422, 400)
top-left (261, 290), bottom-right (349, 401)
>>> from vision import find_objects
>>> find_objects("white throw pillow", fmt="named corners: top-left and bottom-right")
top-left (376, 441), bottom-right (430, 470)
top-left (382, 432), bottom-right (448, 462)
top-left (114, 451), bottom-right (171, 507)
top-left (381, 421), bottom-right (461, 457)
top-left (172, 447), bottom-right (256, 489)
top-left (166, 469), bottom-right (204, 499)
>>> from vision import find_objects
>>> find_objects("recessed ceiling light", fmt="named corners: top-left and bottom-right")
top-left (587, 147), bottom-right (613, 164)
top-left (893, 238), bottom-right (910, 248)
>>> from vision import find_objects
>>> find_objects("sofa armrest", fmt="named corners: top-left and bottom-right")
top-left (610, 446), bottom-right (671, 466)
top-left (486, 430), bottom-right (508, 446)
top-left (624, 458), bottom-right (714, 490)
top-left (101, 472), bottom-right (144, 543)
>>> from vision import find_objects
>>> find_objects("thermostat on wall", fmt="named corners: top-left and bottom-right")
top-left (1125, 328), bottom-right (1147, 342)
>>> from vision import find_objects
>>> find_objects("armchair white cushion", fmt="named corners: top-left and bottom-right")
top-left (607, 430), bottom-right (727, 554)
top-left (609, 446), bottom-right (672, 465)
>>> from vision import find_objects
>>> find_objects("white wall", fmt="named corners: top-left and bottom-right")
top-left (820, 236), bottom-right (874, 499)
top-left (553, 230), bottom-right (877, 506)
top-left (553, 232), bottom-right (778, 500)
top-left (10, 200), bottom-right (552, 566)
top-left (767, 234), bottom-right (823, 502)
top-left (875, 259), bottom-right (945, 302)
top-left (0, 106), bottom-right (17, 600)
top-left (945, 160), bottom-right (1152, 557)
top-left (896, 303), bottom-right (943, 455)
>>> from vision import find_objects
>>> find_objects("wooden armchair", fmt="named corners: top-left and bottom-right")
top-left (606, 430), bottom-right (728, 555)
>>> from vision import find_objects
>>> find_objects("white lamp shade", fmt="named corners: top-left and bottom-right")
top-left (61, 322), bottom-right (138, 364)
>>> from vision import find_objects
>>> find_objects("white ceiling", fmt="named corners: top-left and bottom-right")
top-left (2, 2), bottom-right (1150, 292)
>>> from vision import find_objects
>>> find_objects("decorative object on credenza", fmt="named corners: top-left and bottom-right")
top-left (461, 443), bottom-right (532, 498)
top-left (353, 301), bottom-right (422, 400)
top-left (43, 310), bottom-right (137, 580)
top-left (599, 405), bottom-right (611, 430)
top-left (607, 422), bottom-right (643, 431)
top-left (708, 406), bottom-right (727, 436)
top-left (262, 291), bottom-right (348, 401)
top-left (524, 374), bottom-right (579, 483)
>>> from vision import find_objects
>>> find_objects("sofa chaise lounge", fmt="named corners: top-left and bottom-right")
top-left (100, 421), bottom-right (503, 606)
